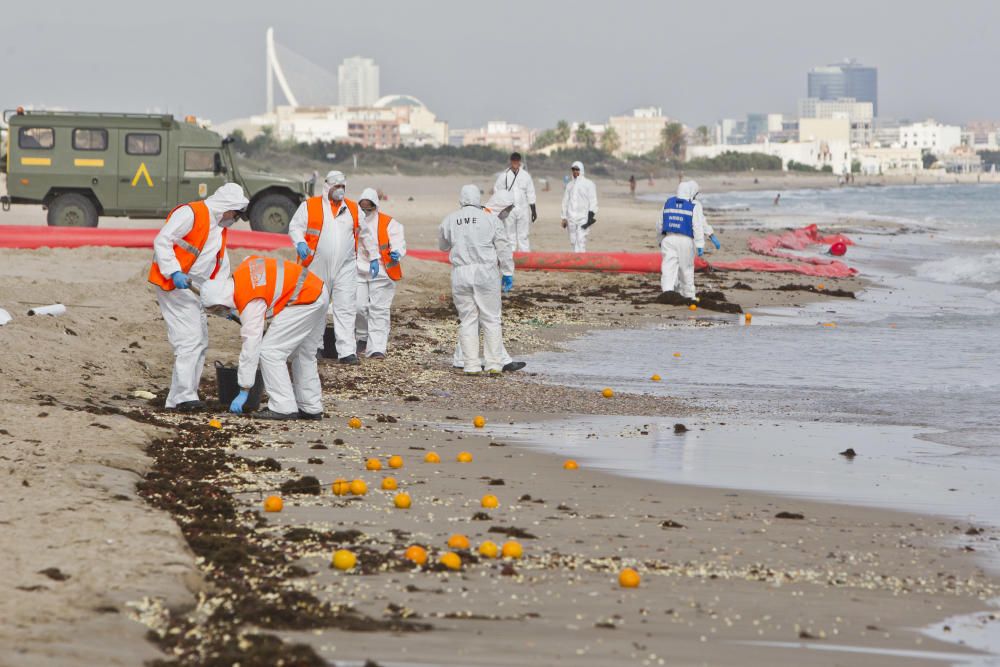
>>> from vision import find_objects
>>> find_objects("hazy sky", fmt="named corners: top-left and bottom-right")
top-left (4, 0), bottom-right (998, 129)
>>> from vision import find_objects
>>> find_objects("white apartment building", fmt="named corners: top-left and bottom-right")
top-left (608, 107), bottom-right (669, 157)
top-left (899, 120), bottom-right (962, 155)
top-left (798, 97), bottom-right (874, 146)
top-left (462, 121), bottom-right (536, 153)
top-left (338, 56), bottom-right (380, 107)
top-left (687, 139), bottom-right (853, 175)
top-left (854, 147), bottom-right (923, 175)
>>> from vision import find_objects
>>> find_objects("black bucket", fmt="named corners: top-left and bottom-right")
top-left (215, 361), bottom-right (264, 412)
top-left (321, 323), bottom-right (338, 359)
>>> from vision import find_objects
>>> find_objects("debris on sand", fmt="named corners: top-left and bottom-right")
top-left (775, 511), bottom-right (805, 520)
top-left (674, 423), bottom-right (689, 434)
top-left (839, 448), bottom-right (857, 459)
top-left (280, 476), bottom-right (321, 495)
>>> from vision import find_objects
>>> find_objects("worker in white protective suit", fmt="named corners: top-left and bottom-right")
top-left (449, 190), bottom-right (526, 372)
top-left (200, 256), bottom-right (330, 420)
top-left (148, 183), bottom-right (249, 411)
top-left (659, 180), bottom-right (721, 298)
top-left (492, 152), bottom-right (537, 251)
top-left (560, 161), bottom-right (598, 252)
top-left (439, 184), bottom-right (515, 374)
top-left (354, 188), bottom-right (405, 359)
top-left (288, 170), bottom-right (379, 365)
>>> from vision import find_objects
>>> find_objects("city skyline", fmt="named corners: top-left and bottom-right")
top-left (2, 0), bottom-right (998, 130)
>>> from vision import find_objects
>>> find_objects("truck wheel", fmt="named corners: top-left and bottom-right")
top-left (47, 193), bottom-right (98, 227)
top-left (249, 194), bottom-right (296, 234)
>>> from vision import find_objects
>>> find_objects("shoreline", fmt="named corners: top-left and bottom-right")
top-left (2, 185), bottom-right (995, 665)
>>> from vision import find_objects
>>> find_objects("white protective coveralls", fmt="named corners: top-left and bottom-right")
top-left (560, 161), bottom-right (598, 252)
top-left (439, 185), bottom-right (514, 373)
top-left (152, 183), bottom-right (248, 408)
top-left (493, 166), bottom-right (536, 251)
top-left (288, 171), bottom-right (378, 358)
top-left (200, 274), bottom-right (330, 416)
top-left (355, 188), bottom-right (406, 357)
top-left (659, 180), bottom-right (707, 298)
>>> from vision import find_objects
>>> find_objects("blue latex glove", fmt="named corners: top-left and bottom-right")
top-left (710, 234), bottom-right (721, 249)
top-left (501, 275), bottom-right (514, 293)
top-left (296, 242), bottom-right (310, 261)
top-left (389, 251), bottom-right (400, 262)
top-left (697, 247), bottom-right (704, 258)
top-left (229, 389), bottom-right (249, 414)
top-left (171, 271), bottom-right (190, 289)
top-left (369, 259), bottom-right (380, 279)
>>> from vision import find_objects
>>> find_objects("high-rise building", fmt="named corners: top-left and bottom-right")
top-left (807, 60), bottom-right (878, 116)
top-left (608, 107), bottom-right (669, 157)
top-left (338, 56), bottom-right (380, 107)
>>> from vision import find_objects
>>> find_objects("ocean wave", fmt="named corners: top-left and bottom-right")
top-left (915, 252), bottom-right (1000, 286)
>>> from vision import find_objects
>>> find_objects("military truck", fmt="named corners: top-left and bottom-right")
top-left (1, 108), bottom-right (308, 232)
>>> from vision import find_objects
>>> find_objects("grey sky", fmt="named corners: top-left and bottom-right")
top-left (3, 0), bottom-right (997, 129)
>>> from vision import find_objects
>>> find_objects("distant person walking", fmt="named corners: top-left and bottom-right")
top-left (629, 174), bottom-right (636, 196)
top-left (773, 193), bottom-right (781, 206)
top-left (492, 152), bottom-right (536, 251)
top-left (560, 161), bottom-right (598, 252)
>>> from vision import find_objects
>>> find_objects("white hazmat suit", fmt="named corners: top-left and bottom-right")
top-left (560, 161), bottom-right (598, 252)
top-left (200, 272), bottom-right (330, 416)
top-left (355, 188), bottom-right (406, 357)
top-left (493, 167), bottom-right (536, 251)
top-left (659, 180), bottom-right (707, 298)
top-left (439, 185), bottom-right (514, 373)
top-left (152, 183), bottom-right (248, 409)
top-left (288, 171), bottom-right (377, 359)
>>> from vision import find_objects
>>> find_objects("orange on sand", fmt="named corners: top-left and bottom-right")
top-left (388, 455), bottom-right (404, 469)
top-left (619, 567), bottom-right (641, 588)
top-left (424, 451), bottom-right (441, 463)
top-left (673, 352), bottom-right (682, 358)
top-left (822, 322), bottom-right (837, 328)
top-left (404, 545), bottom-right (428, 565)
top-left (263, 495), bottom-right (283, 512)
top-left (447, 534), bottom-right (471, 550)
top-left (348, 417), bottom-right (363, 429)
top-left (394, 492), bottom-right (412, 509)
top-left (601, 388), bottom-right (614, 398)
top-left (349, 479), bottom-right (368, 496)
top-left (689, 304), bottom-right (698, 311)
top-left (478, 540), bottom-right (499, 558)
top-left (501, 541), bottom-right (523, 559)
top-left (332, 549), bottom-right (357, 570)
top-left (563, 459), bottom-right (579, 470)
top-left (817, 283), bottom-right (826, 290)
top-left (365, 458), bottom-right (382, 471)
top-left (331, 479), bottom-right (351, 496)
top-left (745, 313), bottom-right (753, 324)
top-left (381, 477), bottom-right (398, 491)
top-left (650, 374), bottom-right (661, 382)
top-left (481, 494), bottom-right (499, 509)
top-left (473, 415), bottom-right (486, 428)
top-left (456, 451), bottom-right (473, 463)
top-left (208, 418), bottom-right (222, 429)
top-left (440, 552), bottom-right (462, 570)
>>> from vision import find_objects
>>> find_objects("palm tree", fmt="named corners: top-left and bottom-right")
top-left (600, 127), bottom-right (621, 156)
top-left (554, 120), bottom-right (572, 144)
top-left (658, 122), bottom-right (686, 161)
top-left (695, 125), bottom-right (711, 145)
top-left (575, 123), bottom-right (596, 149)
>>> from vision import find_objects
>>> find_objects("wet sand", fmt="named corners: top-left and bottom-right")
top-left (0, 176), bottom-right (995, 665)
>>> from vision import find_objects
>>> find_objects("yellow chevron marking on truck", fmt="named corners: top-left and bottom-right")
top-left (131, 162), bottom-right (153, 187)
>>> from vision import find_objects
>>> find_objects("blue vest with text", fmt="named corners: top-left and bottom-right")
top-left (661, 197), bottom-right (695, 237)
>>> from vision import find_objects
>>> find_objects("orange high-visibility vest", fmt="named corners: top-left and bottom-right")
top-left (376, 212), bottom-right (402, 281)
top-left (299, 196), bottom-right (360, 268)
top-left (232, 256), bottom-right (325, 320)
top-left (148, 201), bottom-right (227, 290)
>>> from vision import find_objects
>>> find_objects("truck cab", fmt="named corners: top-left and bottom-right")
top-left (1, 108), bottom-right (308, 233)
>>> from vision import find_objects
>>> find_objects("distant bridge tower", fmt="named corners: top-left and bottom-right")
top-left (266, 27), bottom-right (298, 112)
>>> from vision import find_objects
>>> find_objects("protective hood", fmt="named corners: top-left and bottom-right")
top-left (459, 184), bottom-right (481, 207)
top-left (204, 183), bottom-right (249, 217)
top-left (322, 170), bottom-right (347, 196)
top-left (199, 277), bottom-right (236, 310)
top-left (571, 161), bottom-right (585, 176)
top-left (485, 188), bottom-right (514, 211)
top-left (358, 187), bottom-right (380, 211)
top-left (676, 180), bottom-right (699, 201)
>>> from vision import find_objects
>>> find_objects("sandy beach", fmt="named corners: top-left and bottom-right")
top-left (1, 174), bottom-right (995, 666)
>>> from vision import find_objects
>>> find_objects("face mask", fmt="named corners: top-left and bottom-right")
top-left (329, 187), bottom-right (345, 201)
top-left (361, 207), bottom-right (376, 218)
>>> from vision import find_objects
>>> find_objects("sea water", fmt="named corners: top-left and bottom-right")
top-left (493, 184), bottom-right (1000, 526)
